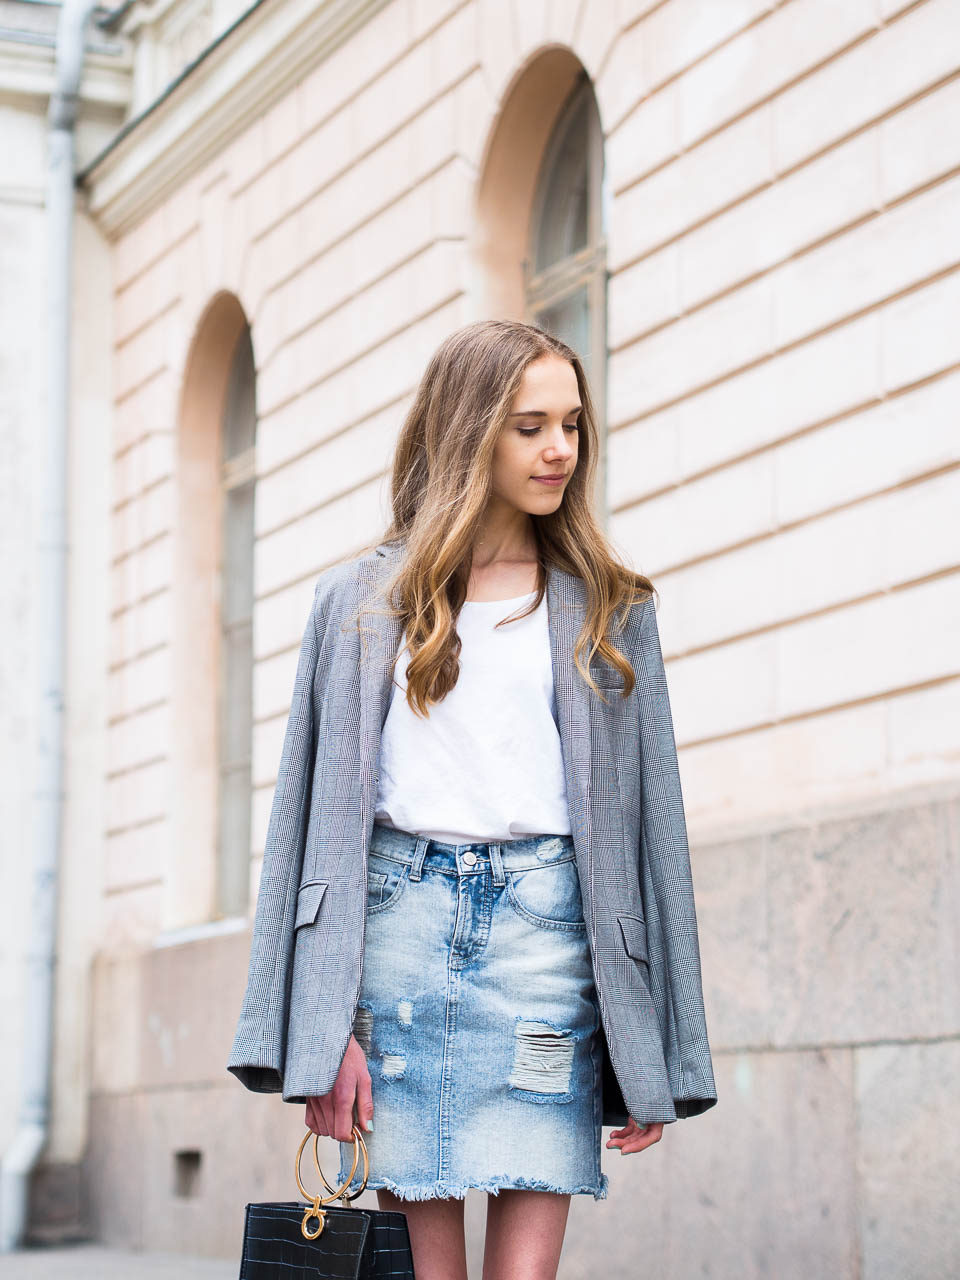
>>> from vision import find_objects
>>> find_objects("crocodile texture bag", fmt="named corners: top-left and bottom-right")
top-left (238, 1126), bottom-right (416, 1279)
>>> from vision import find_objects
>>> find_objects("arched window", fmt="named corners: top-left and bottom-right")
top-left (216, 324), bottom-right (256, 917)
top-left (525, 74), bottom-right (608, 519)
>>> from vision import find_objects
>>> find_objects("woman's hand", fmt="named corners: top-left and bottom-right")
top-left (606, 1116), bottom-right (663, 1154)
top-left (304, 1035), bottom-right (374, 1143)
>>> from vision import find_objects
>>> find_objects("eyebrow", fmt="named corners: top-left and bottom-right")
top-left (509, 406), bottom-right (583, 417)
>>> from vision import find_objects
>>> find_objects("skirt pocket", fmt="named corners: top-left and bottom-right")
top-left (504, 855), bottom-right (586, 931)
top-left (366, 851), bottom-right (411, 915)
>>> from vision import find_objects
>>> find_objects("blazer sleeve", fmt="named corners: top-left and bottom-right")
top-left (635, 597), bottom-right (718, 1118)
top-left (226, 576), bottom-right (327, 1093)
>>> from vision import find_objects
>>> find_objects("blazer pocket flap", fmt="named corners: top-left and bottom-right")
top-left (294, 880), bottom-right (329, 929)
top-left (617, 913), bottom-right (648, 964)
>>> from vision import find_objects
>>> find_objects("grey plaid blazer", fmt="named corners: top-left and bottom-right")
top-left (227, 540), bottom-right (717, 1127)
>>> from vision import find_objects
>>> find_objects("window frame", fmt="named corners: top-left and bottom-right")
top-left (524, 74), bottom-right (609, 528)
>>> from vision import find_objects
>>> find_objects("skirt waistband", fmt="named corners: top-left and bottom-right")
top-left (369, 821), bottom-right (575, 886)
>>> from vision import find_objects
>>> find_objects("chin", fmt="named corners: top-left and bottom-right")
top-left (520, 493), bottom-right (563, 513)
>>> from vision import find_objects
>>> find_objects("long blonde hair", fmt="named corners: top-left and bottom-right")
top-left (355, 319), bottom-right (655, 716)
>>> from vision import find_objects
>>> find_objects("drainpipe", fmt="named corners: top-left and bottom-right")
top-left (0, 0), bottom-right (99, 1252)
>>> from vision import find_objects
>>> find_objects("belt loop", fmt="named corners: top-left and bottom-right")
top-left (409, 836), bottom-right (429, 882)
top-left (489, 841), bottom-right (506, 887)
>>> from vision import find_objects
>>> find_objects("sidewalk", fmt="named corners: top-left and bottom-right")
top-left (0, 1245), bottom-right (235, 1278)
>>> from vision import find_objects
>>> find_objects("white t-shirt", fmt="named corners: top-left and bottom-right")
top-left (373, 590), bottom-right (572, 844)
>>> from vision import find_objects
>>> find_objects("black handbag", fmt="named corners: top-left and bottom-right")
top-left (238, 1124), bottom-right (416, 1279)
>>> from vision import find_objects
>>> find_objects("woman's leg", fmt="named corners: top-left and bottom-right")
top-left (482, 1189), bottom-right (572, 1280)
top-left (376, 1188), bottom-right (468, 1280)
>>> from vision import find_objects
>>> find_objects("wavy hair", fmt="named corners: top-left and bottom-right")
top-left (354, 319), bottom-right (655, 716)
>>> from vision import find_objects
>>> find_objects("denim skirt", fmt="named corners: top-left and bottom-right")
top-left (336, 821), bottom-right (609, 1202)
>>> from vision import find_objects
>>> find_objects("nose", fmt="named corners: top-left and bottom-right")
top-left (545, 429), bottom-right (576, 460)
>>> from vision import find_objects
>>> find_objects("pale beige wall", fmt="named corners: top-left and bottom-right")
top-left (99, 0), bottom-right (960, 942)
top-left (61, 0), bottom-right (960, 1271)
top-left (101, 0), bottom-right (492, 944)
top-left (603, 0), bottom-right (960, 837)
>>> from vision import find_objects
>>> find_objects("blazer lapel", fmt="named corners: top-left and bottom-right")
top-left (546, 564), bottom-right (595, 934)
top-left (545, 563), bottom-right (593, 837)
top-left (356, 551), bottom-right (404, 836)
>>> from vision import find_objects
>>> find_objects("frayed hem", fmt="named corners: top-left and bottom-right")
top-left (350, 1171), bottom-right (610, 1202)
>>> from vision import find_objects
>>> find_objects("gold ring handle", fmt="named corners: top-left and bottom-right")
top-left (315, 1126), bottom-right (370, 1203)
top-left (295, 1128), bottom-right (361, 1202)
top-left (295, 1128), bottom-right (363, 1239)
top-left (294, 1124), bottom-right (370, 1237)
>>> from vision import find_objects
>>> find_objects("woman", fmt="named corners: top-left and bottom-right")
top-left (228, 319), bottom-right (717, 1279)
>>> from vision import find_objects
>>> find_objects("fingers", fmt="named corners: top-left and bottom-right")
top-left (332, 1081), bottom-right (356, 1143)
top-left (605, 1119), bottom-right (664, 1155)
top-left (318, 1095), bottom-right (335, 1138)
top-left (352, 1059), bottom-right (373, 1133)
top-left (605, 1117), bottom-right (640, 1142)
top-left (305, 1096), bottom-right (329, 1138)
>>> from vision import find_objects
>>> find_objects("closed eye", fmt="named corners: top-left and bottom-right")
top-left (518, 424), bottom-right (581, 437)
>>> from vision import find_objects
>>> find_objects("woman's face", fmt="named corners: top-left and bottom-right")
top-left (491, 354), bottom-right (581, 516)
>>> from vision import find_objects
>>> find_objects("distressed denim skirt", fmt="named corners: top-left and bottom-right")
top-left (336, 821), bottom-right (609, 1202)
